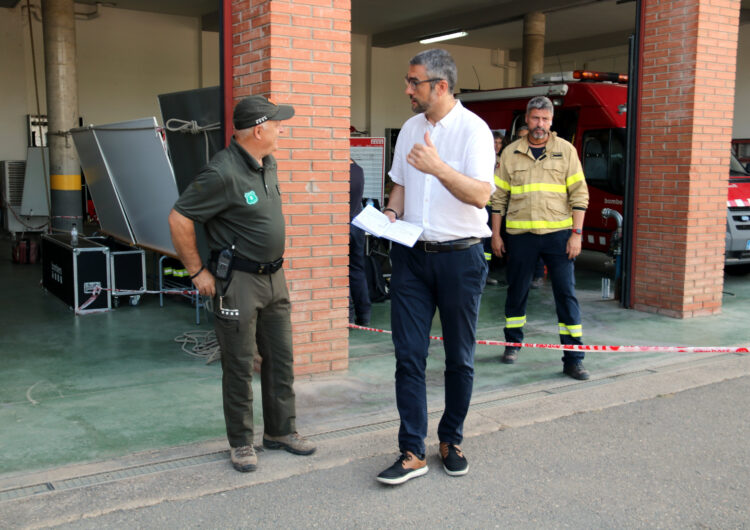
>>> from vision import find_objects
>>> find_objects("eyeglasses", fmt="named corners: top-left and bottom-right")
top-left (404, 76), bottom-right (444, 90)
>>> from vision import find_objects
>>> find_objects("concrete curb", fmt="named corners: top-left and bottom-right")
top-left (2, 353), bottom-right (749, 529)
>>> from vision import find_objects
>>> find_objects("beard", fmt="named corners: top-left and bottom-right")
top-left (410, 97), bottom-right (428, 114)
top-left (528, 127), bottom-right (549, 144)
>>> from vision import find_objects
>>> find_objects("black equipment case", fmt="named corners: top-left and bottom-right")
top-left (41, 234), bottom-right (111, 314)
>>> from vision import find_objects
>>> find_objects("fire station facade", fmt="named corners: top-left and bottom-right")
top-left (224, 0), bottom-right (738, 375)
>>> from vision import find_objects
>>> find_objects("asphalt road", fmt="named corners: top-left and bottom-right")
top-left (52, 375), bottom-right (750, 529)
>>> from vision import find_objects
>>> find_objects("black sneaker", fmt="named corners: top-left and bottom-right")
top-left (439, 442), bottom-right (469, 476)
top-left (376, 451), bottom-right (428, 485)
top-left (501, 347), bottom-right (518, 364)
top-left (563, 362), bottom-right (590, 380)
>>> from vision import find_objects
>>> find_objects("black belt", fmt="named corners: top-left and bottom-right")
top-left (415, 237), bottom-right (482, 253)
top-left (210, 252), bottom-right (283, 275)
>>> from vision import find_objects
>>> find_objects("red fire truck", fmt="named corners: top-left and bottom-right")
top-left (458, 71), bottom-right (750, 268)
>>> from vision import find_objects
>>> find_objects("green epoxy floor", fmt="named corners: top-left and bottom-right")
top-left (1, 235), bottom-right (749, 476)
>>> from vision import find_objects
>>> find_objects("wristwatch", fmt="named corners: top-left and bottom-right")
top-left (572, 228), bottom-right (583, 235)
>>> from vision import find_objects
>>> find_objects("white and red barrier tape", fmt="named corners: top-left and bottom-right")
top-left (347, 323), bottom-right (749, 354)
top-left (72, 292), bottom-right (750, 355)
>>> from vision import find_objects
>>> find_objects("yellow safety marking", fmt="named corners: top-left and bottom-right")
top-left (495, 177), bottom-right (510, 190)
top-left (559, 323), bottom-right (583, 337)
top-left (506, 315), bottom-right (526, 328)
top-left (507, 218), bottom-right (573, 230)
top-left (566, 172), bottom-right (585, 187)
top-left (509, 182), bottom-right (567, 195)
top-left (50, 174), bottom-right (81, 191)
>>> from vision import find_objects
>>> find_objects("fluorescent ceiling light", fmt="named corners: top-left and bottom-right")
top-left (419, 31), bottom-right (468, 44)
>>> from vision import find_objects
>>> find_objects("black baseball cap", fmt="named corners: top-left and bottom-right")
top-left (233, 96), bottom-right (295, 129)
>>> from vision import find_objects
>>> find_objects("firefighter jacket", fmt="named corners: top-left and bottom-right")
top-left (491, 132), bottom-right (588, 235)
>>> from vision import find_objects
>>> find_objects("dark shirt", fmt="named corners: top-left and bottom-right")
top-left (173, 138), bottom-right (285, 263)
top-left (530, 145), bottom-right (546, 160)
top-left (349, 160), bottom-right (365, 220)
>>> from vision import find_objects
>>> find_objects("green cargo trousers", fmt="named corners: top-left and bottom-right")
top-left (213, 268), bottom-right (296, 448)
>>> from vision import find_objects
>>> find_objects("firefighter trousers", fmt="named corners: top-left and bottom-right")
top-left (504, 230), bottom-right (584, 363)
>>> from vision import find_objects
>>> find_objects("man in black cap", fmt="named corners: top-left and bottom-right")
top-left (169, 95), bottom-right (316, 473)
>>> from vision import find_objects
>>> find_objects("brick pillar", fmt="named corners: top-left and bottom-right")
top-left (231, 0), bottom-right (351, 373)
top-left (632, 0), bottom-right (740, 317)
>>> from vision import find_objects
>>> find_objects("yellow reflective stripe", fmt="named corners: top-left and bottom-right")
top-left (50, 174), bottom-right (81, 191)
top-left (484, 252), bottom-right (492, 262)
top-left (505, 316), bottom-right (526, 328)
top-left (559, 323), bottom-right (583, 337)
top-left (510, 182), bottom-right (567, 194)
top-left (506, 218), bottom-right (573, 230)
top-left (566, 172), bottom-right (584, 187)
top-left (504, 173), bottom-right (584, 196)
top-left (495, 176), bottom-right (510, 190)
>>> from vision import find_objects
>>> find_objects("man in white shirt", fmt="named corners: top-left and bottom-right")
top-left (376, 49), bottom-right (495, 486)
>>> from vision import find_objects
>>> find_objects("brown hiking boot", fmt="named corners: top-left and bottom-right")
top-left (376, 450), bottom-right (429, 485)
top-left (230, 445), bottom-right (257, 472)
top-left (263, 432), bottom-right (316, 455)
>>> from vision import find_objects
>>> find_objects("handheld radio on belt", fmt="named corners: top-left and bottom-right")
top-left (215, 245), bottom-right (234, 281)
top-left (216, 242), bottom-right (239, 318)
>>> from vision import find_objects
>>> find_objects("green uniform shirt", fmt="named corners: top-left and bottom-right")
top-left (173, 138), bottom-right (285, 263)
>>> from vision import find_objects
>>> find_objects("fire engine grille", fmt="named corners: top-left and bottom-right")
top-left (729, 206), bottom-right (750, 230)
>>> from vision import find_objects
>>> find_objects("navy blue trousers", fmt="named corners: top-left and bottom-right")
top-left (348, 225), bottom-right (371, 323)
top-left (390, 242), bottom-right (487, 455)
top-left (504, 230), bottom-right (584, 363)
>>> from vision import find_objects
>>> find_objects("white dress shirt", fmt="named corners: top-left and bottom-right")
top-left (389, 100), bottom-right (495, 242)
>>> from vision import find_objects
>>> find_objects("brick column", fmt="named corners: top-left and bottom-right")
top-left (632, 0), bottom-right (740, 317)
top-left (231, 0), bottom-right (351, 373)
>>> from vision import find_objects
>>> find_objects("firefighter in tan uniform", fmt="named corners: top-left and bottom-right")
top-left (491, 96), bottom-right (590, 380)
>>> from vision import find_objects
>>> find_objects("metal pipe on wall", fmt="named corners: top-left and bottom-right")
top-left (42, 0), bottom-right (81, 232)
top-left (522, 11), bottom-right (545, 87)
top-left (221, 0), bottom-right (232, 148)
top-left (622, 1), bottom-right (644, 310)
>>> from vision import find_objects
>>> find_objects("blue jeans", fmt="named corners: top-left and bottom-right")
top-left (504, 230), bottom-right (583, 363)
top-left (390, 242), bottom-right (487, 455)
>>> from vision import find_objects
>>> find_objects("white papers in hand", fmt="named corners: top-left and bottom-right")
top-left (351, 205), bottom-right (423, 247)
